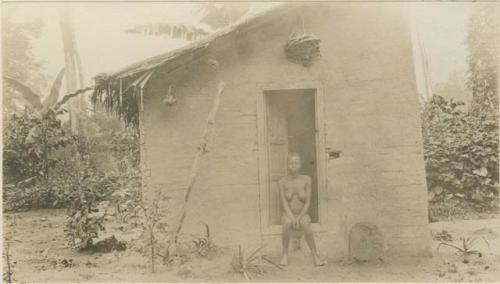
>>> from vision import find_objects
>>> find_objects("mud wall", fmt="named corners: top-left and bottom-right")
top-left (141, 3), bottom-right (430, 258)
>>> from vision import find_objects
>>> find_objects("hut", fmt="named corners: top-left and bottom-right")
top-left (93, 2), bottom-right (430, 259)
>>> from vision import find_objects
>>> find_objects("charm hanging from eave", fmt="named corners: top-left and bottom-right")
top-left (284, 33), bottom-right (321, 67)
top-left (163, 85), bottom-right (177, 106)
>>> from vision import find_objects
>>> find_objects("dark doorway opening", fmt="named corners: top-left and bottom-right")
top-left (265, 89), bottom-right (319, 225)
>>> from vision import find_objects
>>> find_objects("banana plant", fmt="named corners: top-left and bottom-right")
top-left (124, 23), bottom-right (210, 41)
top-left (123, 4), bottom-right (251, 41)
top-left (3, 68), bottom-right (84, 180)
top-left (4, 68), bottom-right (66, 113)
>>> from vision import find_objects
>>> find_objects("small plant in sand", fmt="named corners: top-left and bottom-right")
top-left (437, 228), bottom-right (498, 264)
top-left (64, 138), bottom-right (116, 250)
top-left (192, 223), bottom-right (217, 258)
top-left (3, 215), bottom-right (19, 283)
top-left (230, 244), bottom-right (281, 281)
top-left (436, 228), bottom-right (499, 282)
top-left (136, 189), bottom-right (170, 273)
top-left (3, 242), bottom-right (15, 283)
top-left (438, 237), bottom-right (485, 264)
top-left (64, 167), bottom-right (112, 250)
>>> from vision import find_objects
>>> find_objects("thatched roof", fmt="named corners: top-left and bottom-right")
top-left (91, 4), bottom-right (289, 126)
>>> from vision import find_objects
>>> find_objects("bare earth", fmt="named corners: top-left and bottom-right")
top-left (3, 209), bottom-right (500, 282)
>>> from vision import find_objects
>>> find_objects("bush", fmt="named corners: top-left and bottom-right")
top-left (3, 108), bottom-right (142, 213)
top-left (2, 179), bottom-right (71, 212)
top-left (422, 95), bottom-right (499, 215)
top-left (63, 137), bottom-right (118, 249)
top-left (3, 108), bottom-right (72, 184)
top-left (2, 108), bottom-right (75, 211)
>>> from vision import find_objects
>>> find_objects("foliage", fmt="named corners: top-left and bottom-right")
top-left (198, 3), bottom-right (250, 30)
top-left (3, 99), bottom-right (142, 214)
top-left (465, 3), bottom-right (498, 112)
top-left (3, 215), bottom-right (18, 284)
top-left (3, 65), bottom-right (68, 189)
top-left (3, 242), bottom-right (15, 284)
top-left (124, 23), bottom-right (209, 41)
top-left (2, 105), bottom-right (74, 212)
top-left (422, 95), bottom-right (499, 214)
top-left (63, 137), bottom-right (118, 249)
top-left (123, 3), bottom-right (250, 41)
top-left (109, 128), bottom-right (141, 169)
top-left (83, 112), bottom-right (143, 222)
top-left (230, 244), bottom-right (268, 281)
top-left (438, 236), bottom-right (487, 264)
top-left (429, 197), bottom-right (467, 221)
top-left (3, 108), bottom-right (72, 184)
top-left (424, 3), bottom-right (499, 220)
top-left (3, 178), bottom-right (72, 212)
top-left (435, 229), bottom-right (498, 282)
top-left (135, 189), bottom-right (171, 273)
top-left (64, 176), bottom-right (109, 250)
top-left (2, 14), bottom-right (48, 97)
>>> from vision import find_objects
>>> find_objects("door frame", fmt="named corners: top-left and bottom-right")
top-left (256, 80), bottom-right (328, 235)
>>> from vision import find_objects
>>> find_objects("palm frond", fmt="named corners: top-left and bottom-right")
top-left (124, 23), bottom-right (210, 41)
top-left (42, 68), bottom-right (65, 110)
top-left (239, 245), bottom-right (244, 267)
top-left (437, 242), bottom-right (465, 254)
top-left (3, 75), bottom-right (43, 109)
top-left (262, 255), bottom-right (283, 270)
top-left (204, 223), bottom-right (210, 240)
top-left (246, 244), bottom-right (266, 263)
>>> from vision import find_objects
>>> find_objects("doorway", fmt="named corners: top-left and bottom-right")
top-left (264, 89), bottom-right (319, 225)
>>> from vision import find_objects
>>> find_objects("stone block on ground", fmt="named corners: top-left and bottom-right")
top-left (348, 222), bottom-right (384, 262)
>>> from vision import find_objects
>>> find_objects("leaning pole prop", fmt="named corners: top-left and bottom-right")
top-left (172, 79), bottom-right (226, 246)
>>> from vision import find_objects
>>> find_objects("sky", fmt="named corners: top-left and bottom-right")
top-left (411, 2), bottom-right (471, 86)
top-left (3, 2), bottom-right (472, 94)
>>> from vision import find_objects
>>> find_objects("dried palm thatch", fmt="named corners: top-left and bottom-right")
top-left (92, 72), bottom-right (147, 126)
top-left (91, 4), bottom-right (291, 126)
top-left (91, 42), bottom-right (210, 126)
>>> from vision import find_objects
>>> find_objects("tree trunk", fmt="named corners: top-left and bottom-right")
top-left (59, 6), bottom-right (85, 134)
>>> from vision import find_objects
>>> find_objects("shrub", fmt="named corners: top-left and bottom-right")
top-left (2, 109), bottom-right (142, 213)
top-left (231, 245), bottom-right (269, 281)
top-left (135, 189), bottom-right (171, 273)
top-left (2, 108), bottom-right (75, 211)
top-left (2, 178), bottom-right (71, 212)
top-left (3, 108), bottom-right (72, 184)
top-left (422, 95), bottom-right (499, 214)
top-left (63, 137), bottom-right (118, 249)
top-left (108, 129), bottom-right (142, 222)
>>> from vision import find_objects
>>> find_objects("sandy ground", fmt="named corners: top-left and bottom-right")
top-left (3, 209), bottom-right (500, 282)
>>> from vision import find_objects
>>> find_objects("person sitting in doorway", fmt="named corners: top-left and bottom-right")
top-left (279, 152), bottom-right (327, 267)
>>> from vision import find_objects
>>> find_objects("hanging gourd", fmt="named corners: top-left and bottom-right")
top-left (284, 14), bottom-right (320, 67)
top-left (163, 85), bottom-right (177, 106)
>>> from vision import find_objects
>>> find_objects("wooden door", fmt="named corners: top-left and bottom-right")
top-left (266, 97), bottom-right (288, 225)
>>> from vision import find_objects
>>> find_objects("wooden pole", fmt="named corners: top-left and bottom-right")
top-left (172, 80), bottom-right (225, 244)
top-left (59, 5), bottom-right (85, 134)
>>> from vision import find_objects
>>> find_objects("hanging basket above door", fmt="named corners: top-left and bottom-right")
top-left (284, 33), bottom-right (321, 67)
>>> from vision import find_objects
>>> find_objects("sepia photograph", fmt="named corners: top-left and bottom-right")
top-left (2, 0), bottom-right (499, 282)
